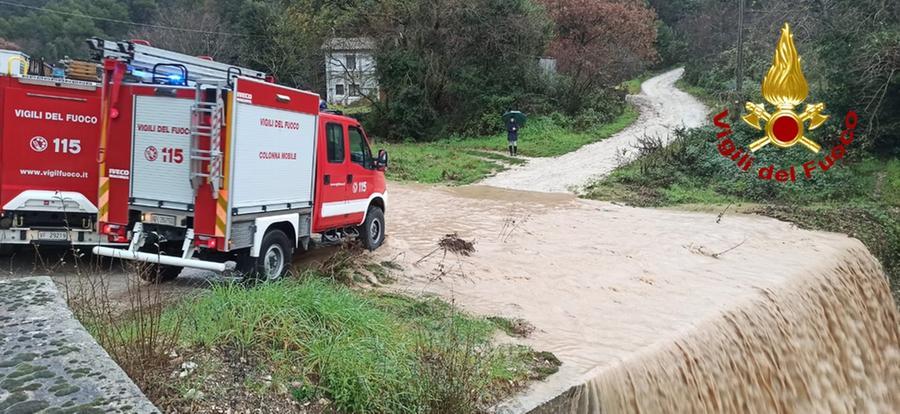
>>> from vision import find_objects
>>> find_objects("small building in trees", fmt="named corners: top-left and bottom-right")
top-left (538, 57), bottom-right (557, 76)
top-left (322, 37), bottom-right (378, 105)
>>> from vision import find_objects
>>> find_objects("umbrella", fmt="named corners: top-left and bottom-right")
top-left (502, 110), bottom-right (527, 127)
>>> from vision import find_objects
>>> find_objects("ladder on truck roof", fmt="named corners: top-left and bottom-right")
top-left (86, 37), bottom-right (266, 85)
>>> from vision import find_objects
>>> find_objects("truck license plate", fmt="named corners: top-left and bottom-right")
top-left (37, 231), bottom-right (68, 241)
top-left (149, 214), bottom-right (177, 226)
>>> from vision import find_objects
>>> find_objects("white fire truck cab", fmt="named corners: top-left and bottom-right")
top-left (89, 39), bottom-right (388, 281)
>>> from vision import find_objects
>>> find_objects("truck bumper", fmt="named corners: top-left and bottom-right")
top-left (91, 223), bottom-right (236, 273)
top-left (0, 228), bottom-right (125, 246)
top-left (92, 246), bottom-right (235, 272)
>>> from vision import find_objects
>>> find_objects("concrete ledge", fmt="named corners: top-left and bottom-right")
top-left (0, 277), bottom-right (158, 413)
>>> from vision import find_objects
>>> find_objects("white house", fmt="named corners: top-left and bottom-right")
top-left (322, 37), bottom-right (378, 105)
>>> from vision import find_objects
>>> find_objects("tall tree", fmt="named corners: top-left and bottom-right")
top-left (130, 0), bottom-right (233, 60)
top-left (366, 0), bottom-right (551, 139)
top-left (541, 0), bottom-right (658, 112)
top-left (0, 0), bottom-right (133, 60)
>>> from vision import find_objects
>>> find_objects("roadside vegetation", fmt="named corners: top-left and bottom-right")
top-left (381, 106), bottom-right (638, 184)
top-left (583, 0), bottom-right (900, 301)
top-left (72, 255), bottom-right (559, 414)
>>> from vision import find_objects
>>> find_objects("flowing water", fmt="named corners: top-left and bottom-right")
top-left (374, 184), bottom-right (900, 413)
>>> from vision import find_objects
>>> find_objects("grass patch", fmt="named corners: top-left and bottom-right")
top-left (621, 70), bottom-right (660, 95)
top-left (328, 102), bottom-right (373, 116)
top-left (622, 77), bottom-right (644, 95)
top-left (464, 150), bottom-right (528, 166)
top-left (583, 126), bottom-right (900, 301)
top-left (137, 276), bottom-right (557, 413)
top-left (382, 105), bottom-right (639, 185)
top-left (487, 316), bottom-right (535, 338)
top-left (675, 77), bottom-right (725, 110)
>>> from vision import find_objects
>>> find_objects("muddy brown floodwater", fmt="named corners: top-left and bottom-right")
top-left (374, 184), bottom-right (900, 413)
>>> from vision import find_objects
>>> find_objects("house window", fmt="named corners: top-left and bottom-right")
top-left (326, 123), bottom-right (345, 163)
top-left (346, 54), bottom-right (356, 70)
top-left (335, 84), bottom-right (345, 96)
top-left (350, 84), bottom-right (361, 97)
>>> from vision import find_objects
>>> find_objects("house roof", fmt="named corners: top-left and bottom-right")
top-left (322, 37), bottom-right (376, 51)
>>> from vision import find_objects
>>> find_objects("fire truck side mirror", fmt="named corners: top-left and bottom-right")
top-left (376, 149), bottom-right (389, 170)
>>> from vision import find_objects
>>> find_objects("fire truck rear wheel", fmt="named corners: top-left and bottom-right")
top-left (137, 264), bottom-right (183, 283)
top-left (0, 244), bottom-right (15, 256)
top-left (359, 206), bottom-right (385, 251)
top-left (244, 229), bottom-right (293, 282)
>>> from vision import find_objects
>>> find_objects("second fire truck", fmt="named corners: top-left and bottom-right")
top-left (0, 48), bottom-right (124, 251)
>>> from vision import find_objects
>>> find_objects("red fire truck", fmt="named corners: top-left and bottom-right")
top-left (0, 48), bottom-right (122, 251)
top-left (87, 39), bottom-right (388, 281)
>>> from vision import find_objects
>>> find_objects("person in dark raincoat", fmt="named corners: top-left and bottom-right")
top-left (507, 117), bottom-right (519, 157)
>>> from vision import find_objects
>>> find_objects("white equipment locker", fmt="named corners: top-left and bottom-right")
top-left (228, 79), bottom-right (318, 214)
top-left (130, 95), bottom-right (195, 209)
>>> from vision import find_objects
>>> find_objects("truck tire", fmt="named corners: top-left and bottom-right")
top-left (0, 244), bottom-right (15, 256)
top-left (136, 245), bottom-right (183, 283)
top-left (137, 263), bottom-right (182, 283)
top-left (242, 229), bottom-right (292, 282)
top-left (359, 206), bottom-right (385, 251)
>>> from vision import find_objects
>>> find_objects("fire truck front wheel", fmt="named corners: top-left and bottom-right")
top-left (242, 229), bottom-right (293, 281)
top-left (359, 206), bottom-right (386, 251)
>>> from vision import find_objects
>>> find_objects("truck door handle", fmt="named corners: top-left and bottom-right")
top-left (347, 174), bottom-right (353, 183)
top-left (324, 174), bottom-right (330, 185)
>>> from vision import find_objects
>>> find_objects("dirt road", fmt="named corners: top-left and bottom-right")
top-left (373, 184), bottom-right (900, 413)
top-left (481, 68), bottom-right (707, 193)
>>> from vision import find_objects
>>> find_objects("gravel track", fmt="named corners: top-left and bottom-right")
top-left (480, 68), bottom-right (708, 193)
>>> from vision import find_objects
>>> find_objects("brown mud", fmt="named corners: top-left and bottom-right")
top-left (374, 183), bottom-right (900, 413)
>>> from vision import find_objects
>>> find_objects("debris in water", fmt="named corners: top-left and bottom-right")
top-left (530, 351), bottom-right (562, 380)
top-left (415, 233), bottom-right (476, 265)
top-left (439, 233), bottom-right (476, 256)
top-left (488, 316), bottom-right (536, 338)
top-left (499, 214), bottom-right (533, 242)
top-left (716, 203), bottom-right (733, 223)
top-left (685, 239), bottom-right (746, 259)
